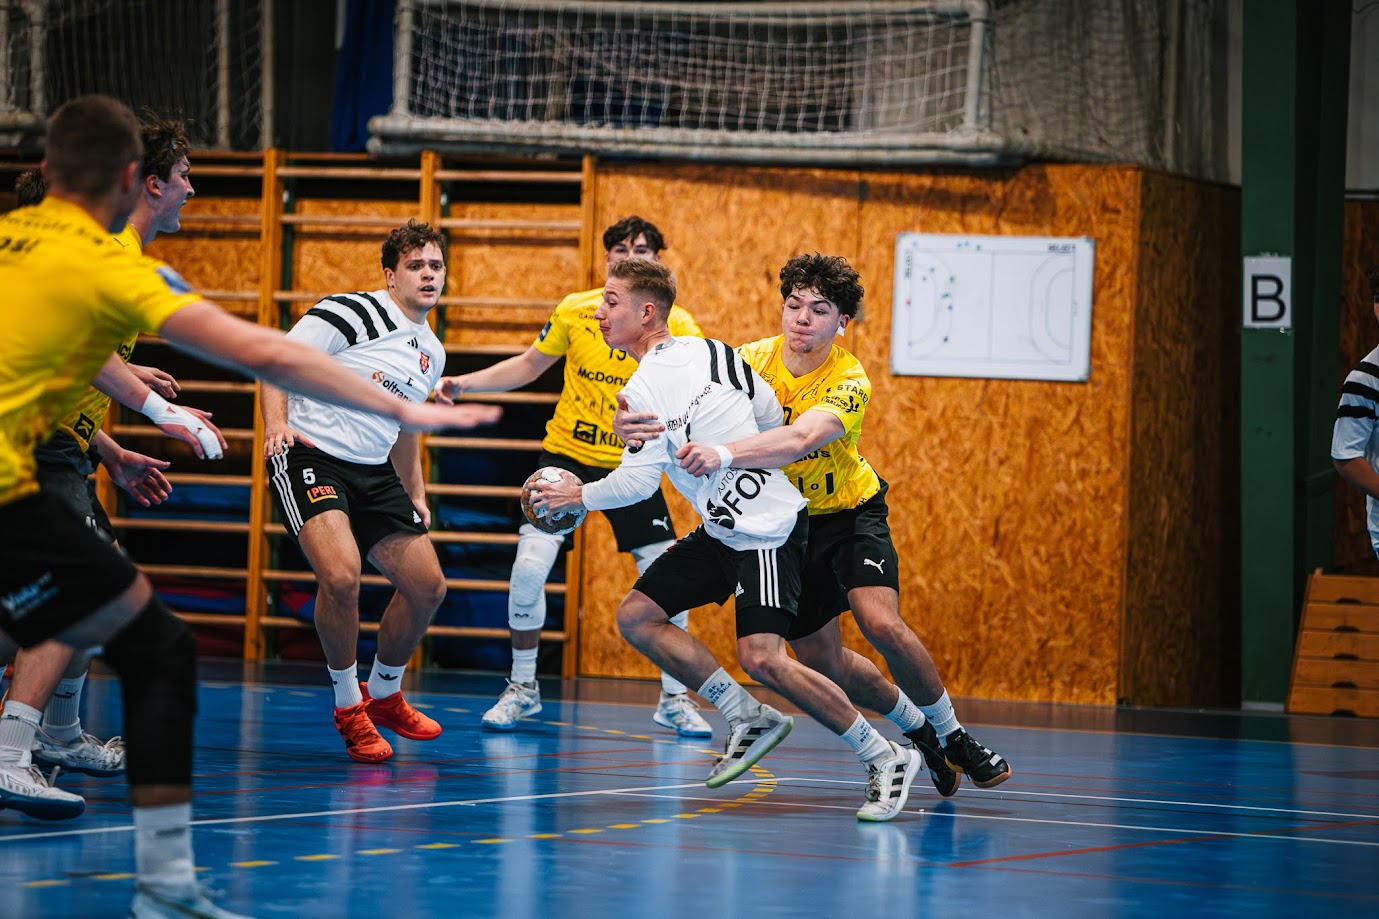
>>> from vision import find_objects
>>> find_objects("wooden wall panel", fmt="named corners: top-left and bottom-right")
top-left (145, 196), bottom-right (262, 315)
top-left (855, 166), bottom-right (1140, 705)
top-left (1334, 200), bottom-right (1379, 574)
top-left (1121, 173), bottom-right (1240, 707)
top-left (289, 200), bottom-right (419, 307)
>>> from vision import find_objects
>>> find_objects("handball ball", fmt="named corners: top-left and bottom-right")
top-left (520, 466), bottom-right (587, 536)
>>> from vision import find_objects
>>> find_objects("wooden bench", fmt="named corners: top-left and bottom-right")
top-left (1287, 570), bottom-right (1379, 717)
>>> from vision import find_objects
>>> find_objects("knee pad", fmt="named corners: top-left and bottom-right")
top-left (101, 596), bottom-right (197, 787)
top-left (509, 525), bottom-right (563, 630)
top-left (630, 539), bottom-right (675, 576)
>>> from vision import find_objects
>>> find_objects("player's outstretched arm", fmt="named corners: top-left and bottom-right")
top-left (677, 409), bottom-right (844, 478)
top-left (435, 345), bottom-right (559, 403)
top-left (160, 302), bottom-right (502, 433)
top-left (91, 352), bottom-right (226, 459)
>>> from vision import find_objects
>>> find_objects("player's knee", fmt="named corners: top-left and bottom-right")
top-left (315, 566), bottom-right (361, 609)
top-left (404, 571), bottom-right (446, 613)
top-left (509, 526), bottom-right (561, 608)
top-left (737, 645), bottom-right (785, 687)
top-left (103, 597), bottom-right (197, 703)
top-left (853, 608), bottom-right (913, 653)
top-left (615, 593), bottom-right (662, 644)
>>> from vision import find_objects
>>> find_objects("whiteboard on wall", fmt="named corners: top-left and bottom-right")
top-left (891, 233), bottom-right (1095, 382)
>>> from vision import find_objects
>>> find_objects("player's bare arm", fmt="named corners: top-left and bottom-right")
top-left (390, 432), bottom-right (431, 527)
top-left (677, 408), bottom-right (844, 478)
top-left (260, 383), bottom-right (315, 457)
top-left (127, 362), bottom-right (180, 398)
top-left (160, 301), bottom-right (502, 433)
top-left (1335, 456), bottom-right (1379, 502)
top-left (91, 430), bottom-right (172, 508)
top-left (91, 351), bottom-right (226, 459)
top-left (435, 345), bottom-right (559, 403)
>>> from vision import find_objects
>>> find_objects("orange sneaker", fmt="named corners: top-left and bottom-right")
top-left (361, 683), bottom-right (442, 741)
top-left (333, 701), bottom-right (393, 763)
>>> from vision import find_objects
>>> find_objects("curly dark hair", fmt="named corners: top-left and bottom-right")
top-left (381, 219), bottom-right (445, 270)
top-left (778, 253), bottom-right (864, 319)
top-left (139, 113), bottom-right (191, 183)
top-left (608, 256), bottom-right (676, 318)
top-left (14, 168), bottom-right (45, 206)
top-left (602, 215), bottom-right (666, 254)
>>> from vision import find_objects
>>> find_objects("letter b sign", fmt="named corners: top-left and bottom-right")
top-left (1243, 256), bottom-right (1291, 329)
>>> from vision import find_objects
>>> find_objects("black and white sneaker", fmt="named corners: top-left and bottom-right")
top-left (941, 728), bottom-right (1012, 788)
top-left (705, 705), bottom-right (793, 788)
top-left (903, 721), bottom-right (961, 797)
top-left (857, 741), bottom-right (921, 822)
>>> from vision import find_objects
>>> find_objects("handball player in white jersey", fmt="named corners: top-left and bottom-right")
top-left (263, 220), bottom-right (499, 764)
top-left (529, 257), bottom-right (921, 821)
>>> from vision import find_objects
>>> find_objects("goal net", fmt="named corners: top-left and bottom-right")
top-left (370, 0), bottom-right (1002, 166)
top-left (0, 0), bottom-right (267, 150)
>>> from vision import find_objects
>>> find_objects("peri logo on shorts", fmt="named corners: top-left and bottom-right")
top-left (307, 485), bottom-right (338, 503)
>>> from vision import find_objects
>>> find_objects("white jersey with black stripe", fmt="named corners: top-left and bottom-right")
top-left (1333, 342), bottom-right (1379, 554)
top-left (284, 289), bottom-right (445, 464)
top-left (598, 336), bottom-right (806, 551)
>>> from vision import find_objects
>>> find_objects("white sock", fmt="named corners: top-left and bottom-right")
top-left (328, 663), bottom-right (363, 708)
top-left (884, 690), bottom-right (925, 733)
top-left (134, 802), bottom-right (197, 896)
top-left (697, 668), bottom-right (760, 725)
top-left (367, 659), bottom-right (406, 700)
top-left (42, 674), bottom-right (86, 742)
top-left (841, 713), bottom-right (894, 765)
top-left (0, 700), bottom-right (41, 767)
top-left (920, 690), bottom-right (960, 739)
top-left (510, 647), bottom-right (538, 685)
top-left (660, 612), bottom-right (690, 695)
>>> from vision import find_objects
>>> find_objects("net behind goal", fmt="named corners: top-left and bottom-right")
top-left (370, 0), bottom-right (1002, 166)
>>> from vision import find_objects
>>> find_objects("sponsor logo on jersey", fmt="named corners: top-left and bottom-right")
top-left (575, 366), bottom-right (629, 387)
top-left (537, 320), bottom-right (552, 342)
top-left (573, 420), bottom-right (625, 448)
top-left (307, 485), bottom-right (339, 503)
top-left (419, 351), bottom-right (430, 373)
top-left (370, 370), bottom-right (412, 401)
top-left (706, 468), bottom-right (772, 531)
top-left (72, 413), bottom-right (97, 442)
top-left (0, 572), bottom-right (56, 619)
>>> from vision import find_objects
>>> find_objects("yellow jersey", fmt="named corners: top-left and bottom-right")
top-left (0, 198), bottom-right (199, 505)
top-left (48, 223), bottom-right (145, 453)
top-left (535, 287), bottom-right (703, 468)
top-left (737, 335), bottom-right (880, 514)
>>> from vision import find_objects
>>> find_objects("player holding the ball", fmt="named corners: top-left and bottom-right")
top-left (529, 257), bottom-right (923, 823)
top-left (619, 254), bottom-right (1013, 794)
top-left (434, 217), bottom-right (712, 737)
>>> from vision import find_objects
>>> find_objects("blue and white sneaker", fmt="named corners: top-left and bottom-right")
top-left (33, 727), bottom-right (126, 776)
top-left (130, 883), bottom-right (256, 918)
top-left (481, 680), bottom-right (542, 730)
top-left (652, 692), bottom-right (713, 737)
top-left (705, 705), bottom-right (793, 788)
top-left (0, 760), bottom-right (85, 820)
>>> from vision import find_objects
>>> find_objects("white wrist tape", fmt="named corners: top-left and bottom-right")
top-left (141, 391), bottom-right (223, 459)
top-left (714, 444), bottom-right (734, 468)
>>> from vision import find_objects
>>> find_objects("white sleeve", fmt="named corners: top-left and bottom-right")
top-left (1334, 366), bottom-right (1379, 460)
top-left (287, 304), bottom-right (351, 355)
top-left (748, 363), bottom-right (784, 432)
top-left (582, 463), bottom-right (665, 511)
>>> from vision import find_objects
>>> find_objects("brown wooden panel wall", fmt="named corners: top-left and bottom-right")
top-left (1121, 173), bottom-right (1240, 707)
top-left (574, 163), bottom-right (1240, 706)
top-left (1334, 200), bottom-right (1379, 575)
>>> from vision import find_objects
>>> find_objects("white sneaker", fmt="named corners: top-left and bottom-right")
top-left (0, 760), bottom-right (85, 820)
top-left (129, 883), bottom-right (256, 919)
top-left (705, 705), bottom-right (793, 788)
top-left (481, 680), bottom-right (542, 730)
top-left (857, 741), bottom-right (921, 822)
top-left (652, 692), bottom-right (713, 737)
top-left (33, 727), bottom-right (126, 776)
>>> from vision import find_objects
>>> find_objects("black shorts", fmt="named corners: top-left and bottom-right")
top-left (539, 450), bottom-right (677, 551)
top-left (787, 480), bottom-right (901, 641)
top-left (36, 460), bottom-right (115, 543)
top-left (635, 509), bottom-right (808, 639)
top-left (267, 444), bottom-right (426, 554)
top-left (0, 491), bottom-right (140, 648)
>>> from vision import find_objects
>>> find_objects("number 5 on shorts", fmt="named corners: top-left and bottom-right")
top-left (302, 467), bottom-right (315, 485)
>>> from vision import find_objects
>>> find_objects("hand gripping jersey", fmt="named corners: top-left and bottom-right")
top-left (534, 287), bottom-right (703, 468)
top-left (737, 335), bottom-right (881, 514)
top-left (284, 290), bottom-right (445, 464)
top-left (584, 337), bottom-right (806, 551)
top-left (0, 198), bottom-right (199, 505)
top-left (1332, 342), bottom-right (1379, 555)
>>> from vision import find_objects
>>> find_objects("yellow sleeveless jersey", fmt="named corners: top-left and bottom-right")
top-left (52, 223), bottom-right (145, 451)
top-left (737, 335), bottom-right (880, 514)
top-left (0, 198), bottom-right (199, 505)
top-left (535, 288), bottom-right (703, 468)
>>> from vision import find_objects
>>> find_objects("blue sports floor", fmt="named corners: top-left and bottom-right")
top-left (2, 662), bottom-right (1377, 919)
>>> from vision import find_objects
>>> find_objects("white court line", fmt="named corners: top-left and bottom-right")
top-left (792, 777), bottom-right (1379, 822)
top-left (7, 778), bottom-right (1377, 851)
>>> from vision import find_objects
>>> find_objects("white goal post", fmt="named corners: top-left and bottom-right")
top-left (369, 0), bottom-right (1004, 166)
